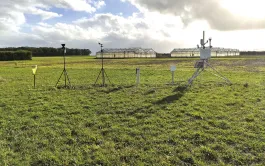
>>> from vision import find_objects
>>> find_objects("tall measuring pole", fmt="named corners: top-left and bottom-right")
top-left (99, 43), bottom-right (105, 86)
top-left (201, 31), bottom-right (208, 49)
top-left (203, 31), bottom-right (205, 45)
top-left (55, 44), bottom-right (72, 88)
top-left (100, 43), bottom-right (103, 69)
top-left (63, 46), bottom-right (66, 87)
top-left (94, 42), bottom-right (111, 86)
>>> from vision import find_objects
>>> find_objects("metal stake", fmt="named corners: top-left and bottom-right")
top-left (136, 68), bottom-right (140, 85)
top-left (34, 74), bottom-right (36, 89)
top-left (172, 71), bottom-right (174, 84)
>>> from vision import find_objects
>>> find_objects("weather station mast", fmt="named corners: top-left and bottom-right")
top-left (187, 31), bottom-right (231, 87)
top-left (55, 44), bottom-right (72, 88)
top-left (94, 42), bottom-right (111, 86)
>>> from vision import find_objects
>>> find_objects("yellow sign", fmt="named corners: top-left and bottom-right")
top-left (32, 65), bottom-right (37, 75)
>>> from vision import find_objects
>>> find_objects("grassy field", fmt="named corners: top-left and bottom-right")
top-left (0, 56), bottom-right (265, 165)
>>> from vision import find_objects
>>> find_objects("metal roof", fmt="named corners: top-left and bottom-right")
top-left (171, 47), bottom-right (240, 53)
top-left (96, 48), bottom-right (156, 54)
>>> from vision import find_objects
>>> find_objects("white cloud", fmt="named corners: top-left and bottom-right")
top-left (0, 10), bottom-right (26, 32)
top-left (2, 0), bottom-right (265, 54)
top-left (26, 9), bottom-right (265, 53)
top-left (37, 22), bottom-right (53, 27)
top-left (221, 0), bottom-right (265, 19)
top-left (32, 22), bottom-right (106, 41)
top-left (123, 0), bottom-right (265, 31)
top-left (74, 12), bottom-right (184, 42)
top-left (0, 0), bottom-right (106, 32)
top-left (26, 11), bottom-right (189, 53)
top-left (0, 30), bottom-right (46, 47)
top-left (55, 0), bottom-right (96, 13)
top-left (32, 0), bottom-right (105, 13)
top-left (27, 7), bottom-right (63, 20)
top-left (93, 0), bottom-right (106, 9)
top-left (0, 0), bottom-right (108, 52)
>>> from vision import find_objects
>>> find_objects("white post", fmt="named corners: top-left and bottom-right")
top-left (136, 68), bottom-right (140, 85)
top-left (172, 71), bottom-right (174, 84)
top-left (170, 65), bottom-right (176, 84)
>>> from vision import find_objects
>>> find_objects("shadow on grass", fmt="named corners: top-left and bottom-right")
top-left (154, 85), bottom-right (187, 105)
top-left (56, 85), bottom-right (73, 89)
top-left (173, 85), bottom-right (187, 93)
top-left (144, 89), bottom-right (156, 95)
top-left (105, 85), bottom-right (135, 94)
top-left (155, 93), bottom-right (184, 104)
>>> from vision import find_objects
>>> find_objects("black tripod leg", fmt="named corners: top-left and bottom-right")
top-left (186, 68), bottom-right (204, 87)
top-left (104, 70), bottom-right (112, 85)
top-left (102, 68), bottom-right (105, 86)
top-left (94, 69), bottom-right (103, 85)
top-left (55, 70), bottom-right (64, 87)
top-left (205, 62), bottom-right (232, 84)
top-left (65, 70), bottom-right (72, 87)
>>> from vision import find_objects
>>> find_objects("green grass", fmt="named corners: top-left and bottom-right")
top-left (0, 56), bottom-right (265, 165)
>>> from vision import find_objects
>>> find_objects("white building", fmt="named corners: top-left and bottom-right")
top-left (96, 47), bottom-right (156, 58)
top-left (171, 47), bottom-right (240, 57)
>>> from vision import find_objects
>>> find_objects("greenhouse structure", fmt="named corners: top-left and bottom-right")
top-left (96, 48), bottom-right (156, 58)
top-left (171, 47), bottom-right (240, 57)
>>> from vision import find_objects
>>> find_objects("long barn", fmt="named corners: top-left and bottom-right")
top-left (171, 47), bottom-right (240, 57)
top-left (96, 48), bottom-right (156, 58)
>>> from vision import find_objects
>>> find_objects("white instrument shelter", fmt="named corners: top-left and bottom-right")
top-left (200, 48), bottom-right (211, 60)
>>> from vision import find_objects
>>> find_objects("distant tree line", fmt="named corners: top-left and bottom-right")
top-left (0, 47), bottom-right (91, 57)
top-left (240, 51), bottom-right (265, 56)
top-left (0, 50), bottom-right (32, 61)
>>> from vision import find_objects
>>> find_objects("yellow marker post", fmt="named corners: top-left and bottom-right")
top-left (32, 65), bottom-right (37, 88)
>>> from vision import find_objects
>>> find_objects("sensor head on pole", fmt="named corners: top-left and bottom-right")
top-left (209, 37), bottom-right (212, 48)
top-left (200, 48), bottom-right (211, 60)
top-left (61, 44), bottom-right (65, 49)
top-left (32, 65), bottom-right (38, 75)
top-left (198, 31), bottom-right (212, 60)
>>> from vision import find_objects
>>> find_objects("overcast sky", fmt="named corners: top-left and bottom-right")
top-left (1, 0), bottom-right (265, 54)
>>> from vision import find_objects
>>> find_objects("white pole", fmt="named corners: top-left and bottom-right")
top-left (136, 68), bottom-right (140, 85)
top-left (172, 71), bottom-right (174, 84)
